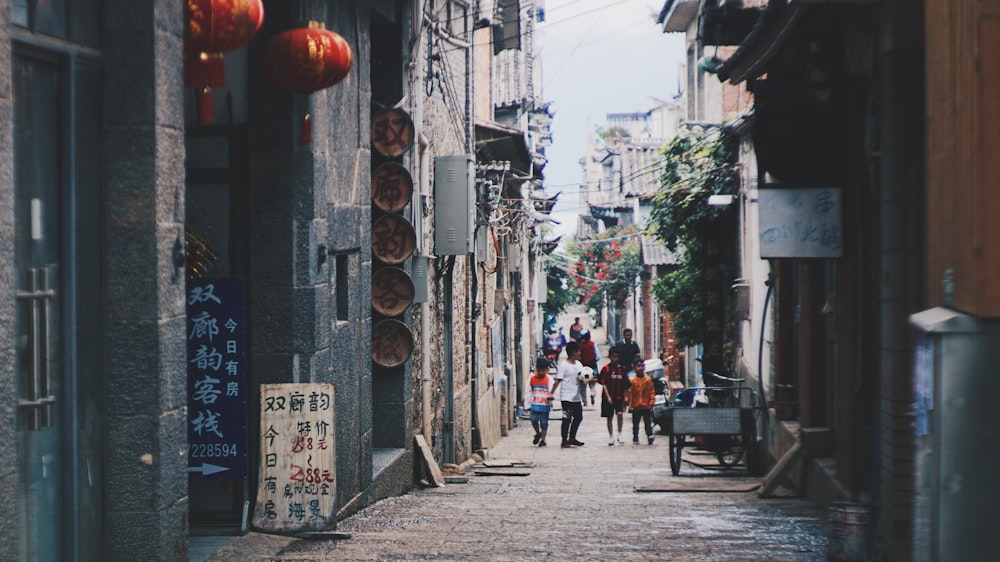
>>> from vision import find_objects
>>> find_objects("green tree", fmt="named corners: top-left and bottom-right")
top-left (649, 126), bottom-right (739, 358)
top-left (569, 226), bottom-right (642, 314)
top-left (541, 259), bottom-right (574, 318)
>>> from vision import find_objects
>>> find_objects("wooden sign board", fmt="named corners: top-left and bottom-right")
top-left (253, 383), bottom-right (337, 532)
top-left (371, 266), bottom-right (415, 317)
top-left (371, 108), bottom-right (414, 158)
top-left (372, 213), bottom-right (416, 264)
top-left (372, 162), bottom-right (413, 212)
top-left (371, 319), bottom-right (414, 367)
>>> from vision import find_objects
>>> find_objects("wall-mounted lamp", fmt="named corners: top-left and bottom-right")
top-left (707, 194), bottom-right (734, 207)
top-left (697, 55), bottom-right (723, 74)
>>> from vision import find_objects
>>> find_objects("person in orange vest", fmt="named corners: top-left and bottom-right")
top-left (626, 358), bottom-right (656, 445)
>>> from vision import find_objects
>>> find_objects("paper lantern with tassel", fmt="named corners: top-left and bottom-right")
top-left (184, 0), bottom-right (265, 123)
top-left (261, 21), bottom-right (353, 143)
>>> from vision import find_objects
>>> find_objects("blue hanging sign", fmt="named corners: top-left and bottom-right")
top-left (186, 277), bottom-right (248, 480)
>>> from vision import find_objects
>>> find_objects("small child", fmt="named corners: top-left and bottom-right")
top-left (626, 358), bottom-right (656, 445)
top-left (598, 347), bottom-right (630, 446)
top-left (529, 357), bottom-right (554, 447)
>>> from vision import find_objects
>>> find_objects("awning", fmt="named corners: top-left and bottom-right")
top-left (641, 235), bottom-right (680, 266)
top-left (474, 121), bottom-right (539, 179)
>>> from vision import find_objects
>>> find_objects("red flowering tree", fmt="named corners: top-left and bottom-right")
top-left (569, 226), bottom-right (641, 314)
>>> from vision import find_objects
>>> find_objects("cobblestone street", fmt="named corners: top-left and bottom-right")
top-left (202, 400), bottom-right (830, 561)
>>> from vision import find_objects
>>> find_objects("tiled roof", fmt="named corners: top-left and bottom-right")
top-left (641, 235), bottom-right (680, 266)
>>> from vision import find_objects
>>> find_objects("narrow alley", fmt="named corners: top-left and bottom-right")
top-left (199, 311), bottom-right (829, 561)
top-left (201, 411), bottom-right (828, 561)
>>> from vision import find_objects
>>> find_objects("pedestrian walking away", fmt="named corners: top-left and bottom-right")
top-left (549, 341), bottom-right (585, 448)
top-left (598, 347), bottom-right (630, 446)
top-left (528, 357), bottom-right (554, 447)
top-left (577, 330), bottom-right (600, 405)
top-left (616, 328), bottom-right (641, 375)
top-left (626, 358), bottom-right (656, 445)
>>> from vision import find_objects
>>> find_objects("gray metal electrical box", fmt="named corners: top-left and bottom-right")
top-left (434, 155), bottom-right (475, 255)
top-left (910, 307), bottom-right (1000, 562)
top-left (412, 255), bottom-right (430, 304)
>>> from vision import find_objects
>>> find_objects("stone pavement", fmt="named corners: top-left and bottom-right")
top-left (201, 404), bottom-right (830, 561)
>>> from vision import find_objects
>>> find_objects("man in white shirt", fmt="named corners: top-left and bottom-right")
top-left (549, 341), bottom-right (586, 448)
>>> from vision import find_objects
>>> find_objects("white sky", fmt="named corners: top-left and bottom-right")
top-left (536, 0), bottom-right (686, 240)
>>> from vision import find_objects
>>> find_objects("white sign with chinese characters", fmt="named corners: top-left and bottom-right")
top-left (253, 383), bottom-right (337, 532)
top-left (759, 187), bottom-right (843, 258)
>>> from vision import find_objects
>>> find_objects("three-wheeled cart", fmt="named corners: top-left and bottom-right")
top-left (660, 385), bottom-right (765, 475)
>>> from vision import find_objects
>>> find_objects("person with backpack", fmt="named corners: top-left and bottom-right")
top-left (577, 330), bottom-right (599, 405)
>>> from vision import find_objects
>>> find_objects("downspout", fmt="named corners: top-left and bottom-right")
top-left (470, 252), bottom-right (481, 453)
top-left (419, 133), bottom-right (432, 444)
top-left (466, 4), bottom-right (482, 454)
top-left (444, 258), bottom-right (455, 463)
top-left (411, 0), bottom-right (432, 445)
top-left (758, 272), bottom-right (773, 438)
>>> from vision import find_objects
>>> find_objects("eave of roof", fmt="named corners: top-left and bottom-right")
top-left (657, 0), bottom-right (699, 33)
top-left (715, 0), bottom-right (808, 84)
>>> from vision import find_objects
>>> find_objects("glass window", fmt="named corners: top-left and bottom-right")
top-left (36, 0), bottom-right (68, 38)
top-left (13, 0), bottom-right (28, 26)
top-left (14, 0), bottom-right (100, 46)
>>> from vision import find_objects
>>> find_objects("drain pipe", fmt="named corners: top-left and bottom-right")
top-left (470, 251), bottom-right (482, 453)
top-left (757, 272), bottom-right (773, 436)
top-left (418, 133), bottom-right (432, 443)
top-left (410, 1), bottom-right (432, 445)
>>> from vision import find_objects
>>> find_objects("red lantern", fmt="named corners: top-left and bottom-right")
top-left (260, 21), bottom-right (353, 94)
top-left (184, 0), bottom-right (265, 122)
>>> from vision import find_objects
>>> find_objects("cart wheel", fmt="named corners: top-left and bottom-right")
top-left (669, 435), bottom-right (683, 475)
top-left (716, 442), bottom-right (745, 468)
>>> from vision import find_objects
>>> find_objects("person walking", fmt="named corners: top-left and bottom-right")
top-left (626, 358), bottom-right (656, 445)
top-left (543, 328), bottom-right (566, 361)
top-left (616, 328), bottom-right (641, 374)
top-left (577, 330), bottom-right (599, 405)
top-left (568, 317), bottom-right (584, 342)
top-left (598, 346), bottom-right (630, 446)
top-left (528, 357), bottom-right (554, 447)
top-left (549, 341), bottom-right (585, 448)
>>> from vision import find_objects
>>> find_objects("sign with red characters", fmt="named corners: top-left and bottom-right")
top-left (253, 383), bottom-right (336, 532)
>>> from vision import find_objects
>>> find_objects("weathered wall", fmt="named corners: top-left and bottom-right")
top-left (926, 0), bottom-right (1000, 315)
top-left (103, 1), bottom-right (189, 558)
top-left (0, 1), bottom-right (17, 558)
top-left (877, 1), bottom-right (926, 559)
top-left (413, 5), bottom-right (477, 466)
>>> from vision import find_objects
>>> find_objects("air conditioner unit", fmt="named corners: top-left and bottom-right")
top-left (434, 155), bottom-right (475, 256)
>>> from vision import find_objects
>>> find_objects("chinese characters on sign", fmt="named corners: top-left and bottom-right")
top-left (253, 383), bottom-right (337, 532)
top-left (759, 188), bottom-right (843, 258)
top-left (186, 278), bottom-right (248, 480)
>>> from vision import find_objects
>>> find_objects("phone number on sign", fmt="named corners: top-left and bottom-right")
top-left (190, 443), bottom-right (240, 458)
